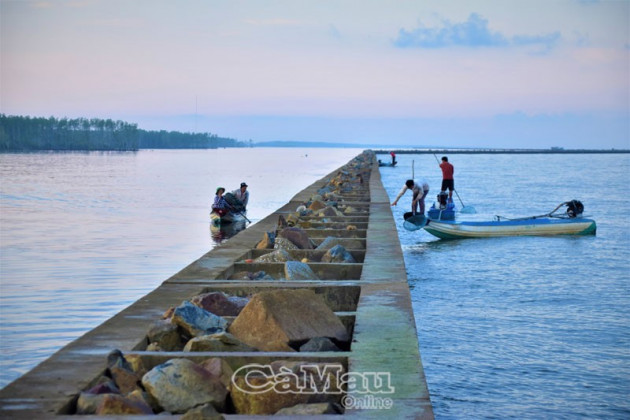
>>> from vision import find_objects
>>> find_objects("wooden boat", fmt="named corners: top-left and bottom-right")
top-left (423, 217), bottom-right (596, 239)
top-left (210, 210), bottom-right (246, 226)
top-left (378, 159), bottom-right (397, 167)
top-left (210, 217), bottom-right (247, 242)
top-left (210, 192), bottom-right (248, 226)
top-left (422, 201), bottom-right (596, 239)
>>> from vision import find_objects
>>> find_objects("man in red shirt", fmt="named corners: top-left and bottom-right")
top-left (439, 156), bottom-right (454, 201)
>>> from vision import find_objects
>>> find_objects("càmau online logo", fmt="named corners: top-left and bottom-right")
top-left (231, 363), bottom-right (395, 395)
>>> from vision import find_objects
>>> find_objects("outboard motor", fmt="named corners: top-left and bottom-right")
top-left (437, 191), bottom-right (449, 210)
top-left (566, 200), bottom-right (584, 218)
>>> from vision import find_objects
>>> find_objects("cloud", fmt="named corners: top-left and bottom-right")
top-left (394, 13), bottom-right (560, 52)
top-left (512, 32), bottom-right (561, 54)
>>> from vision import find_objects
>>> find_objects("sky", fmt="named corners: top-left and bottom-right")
top-left (1, 0), bottom-right (628, 149)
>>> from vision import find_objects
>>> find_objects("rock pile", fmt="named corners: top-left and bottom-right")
top-left (76, 288), bottom-right (351, 415)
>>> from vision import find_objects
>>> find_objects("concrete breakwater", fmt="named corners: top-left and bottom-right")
top-left (0, 150), bottom-right (433, 418)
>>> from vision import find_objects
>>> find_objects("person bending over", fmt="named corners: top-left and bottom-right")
top-left (391, 179), bottom-right (430, 215)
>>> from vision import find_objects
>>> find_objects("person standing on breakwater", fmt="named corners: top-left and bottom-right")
top-left (439, 156), bottom-right (454, 201)
top-left (231, 182), bottom-right (249, 210)
top-left (391, 179), bottom-right (430, 215)
top-left (212, 187), bottom-right (230, 217)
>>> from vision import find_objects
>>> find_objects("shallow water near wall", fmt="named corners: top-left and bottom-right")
top-left (379, 153), bottom-right (630, 419)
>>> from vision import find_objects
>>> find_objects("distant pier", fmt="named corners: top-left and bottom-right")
top-left (374, 148), bottom-right (629, 154)
top-left (0, 150), bottom-right (433, 418)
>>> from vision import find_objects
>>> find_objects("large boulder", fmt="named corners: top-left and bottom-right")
top-left (95, 394), bottom-right (153, 415)
top-left (317, 206), bottom-right (342, 217)
top-left (107, 350), bottom-right (141, 395)
top-left (230, 360), bottom-right (343, 414)
top-left (181, 403), bottom-right (222, 419)
top-left (230, 375), bottom-right (309, 414)
top-left (141, 358), bottom-right (228, 413)
top-left (199, 357), bottom-right (234, 389)
top-left (255, 231), bottom-right (275, 249)
top-left (228, 289), bottom-right (349, 352)
top-left (76, 393), bottom-right (108, 415)
top-left (316, 236), bottom-right (363, 251)
top-left (308, 200), bottom-right (326, 211)
top-left (147, 319), bottom-right (182, 351)
top-left (190, 292), bottom-right (249, 316)
top-left (278, 227), bottom-right (313, 249)
top-left (253, 249), bottom-right (290, 263)
top-left (183, 332), bottom-right (257, 352)
top-left (273, 237), bottom-right (299, 251)
top-left (284, 261), bottom-right (319, 280)
top-left (172, 301), bottom-right (228, 337)
top-left (321, 244), bottom-right (356, 263)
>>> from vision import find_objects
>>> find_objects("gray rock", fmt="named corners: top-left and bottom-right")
top-left (94, 393), bottom-right (154, 415)
top-left (141, 358), bottom-right (228, 414)
top-left (278, 227), bottom-right (313, 249)
top-left (255, 231), bottom-right (275, 249)
top-left (190, 292), bottom-right (248, 316)
top-left (273, 237), bottom-right (299, 250)
top-left (321, 244), bottom-right (356, 263)
top-left (317, 206), bottom-right (342, 217)
top-left (253, 249), bottom-right (290, 263)
top-left (76, 393), bottom-right (107, 415)
top-left (316, 236), bottom-right (363, 251)
top-left (181, 403), bottom-right (223, 420)
top-left (183, 332), bottom-right (257, 352)
top-left (299, 337), bottom-right (342, 352)
top-left (147, 319), bottom-right (182, 351)
top-left (284, 261), bottom-right (319, 280)
top-left (172, 301), bottom-right (228, 337)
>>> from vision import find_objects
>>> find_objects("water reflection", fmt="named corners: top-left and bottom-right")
top-left (209, 220), bottom-right (248, 243)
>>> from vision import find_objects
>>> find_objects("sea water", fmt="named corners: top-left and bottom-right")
top-left (379, 153), bottom-right (630, 419)
top-left (1, 150), bottom-right (628, 419)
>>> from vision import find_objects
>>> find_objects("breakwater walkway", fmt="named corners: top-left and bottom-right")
top-left (0, 150), bottom-right (433, 419)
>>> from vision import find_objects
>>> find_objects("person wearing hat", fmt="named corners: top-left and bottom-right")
top-left (231, 182), bottom-right (249, 210)
top-left (212, 187), bottom-right (230, 217)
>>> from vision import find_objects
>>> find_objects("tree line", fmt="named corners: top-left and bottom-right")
top-left (0, 114), bottom-right (246, 151)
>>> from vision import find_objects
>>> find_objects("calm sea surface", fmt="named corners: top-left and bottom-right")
top-left (0, 148), bottom-right (362, 389)
top-left (379, 153), bottom-right (630, 419)
top-left (1, 150), bottom-right (629, 419)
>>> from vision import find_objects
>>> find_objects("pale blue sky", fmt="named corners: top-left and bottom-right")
top-left (1, 0), bottom-right (628, 148)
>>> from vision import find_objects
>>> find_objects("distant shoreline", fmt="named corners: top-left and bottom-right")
top-left (373, 148), bottom-right (630, 154)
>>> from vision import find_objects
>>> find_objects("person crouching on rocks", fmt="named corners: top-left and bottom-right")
top-left (212, 187), bottom-right (230, 217)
